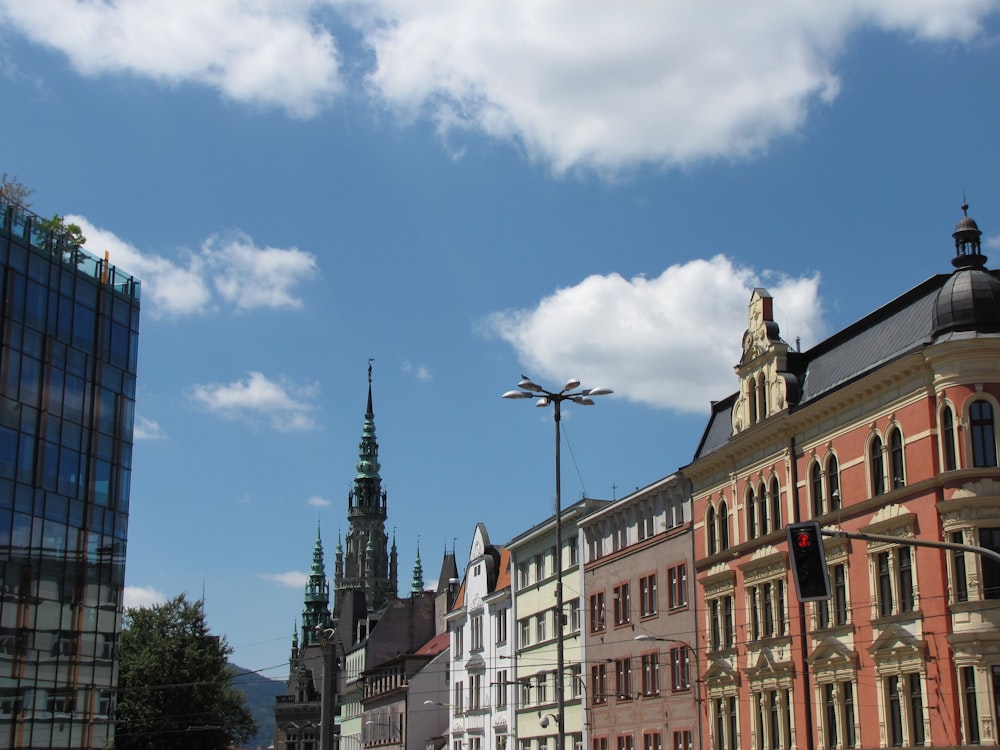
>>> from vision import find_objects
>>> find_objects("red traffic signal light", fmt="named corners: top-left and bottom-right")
top-left (786, 521), bottom-right (832, 602)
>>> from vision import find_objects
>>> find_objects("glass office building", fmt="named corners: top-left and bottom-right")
top-left (0, 198), bottom-right (140, 748)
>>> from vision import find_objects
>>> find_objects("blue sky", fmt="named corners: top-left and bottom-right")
top-left (2, 1), bottom-right (999, 677)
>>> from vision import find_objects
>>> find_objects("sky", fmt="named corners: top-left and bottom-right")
top-left (2, 0), bottom-right (1000, 678)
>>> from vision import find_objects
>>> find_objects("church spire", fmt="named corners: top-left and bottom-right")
top-left (301, 522), bottom-right (330, 645)
top-left (411, 541), bottom-right (424, 594)
top-left (333, 361), bottom-right (399, 623)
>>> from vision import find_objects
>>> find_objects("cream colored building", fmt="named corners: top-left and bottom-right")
top-left (508, 499), bottom-right (610, 750)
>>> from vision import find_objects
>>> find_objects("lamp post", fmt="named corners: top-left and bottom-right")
top-left (503, 377), bottom-right (613, 750)
top-left (634, 635), bottom-right (702, 750)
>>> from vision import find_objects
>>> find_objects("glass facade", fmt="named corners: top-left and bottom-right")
top-left (0, 199), bottom-right (140, 748)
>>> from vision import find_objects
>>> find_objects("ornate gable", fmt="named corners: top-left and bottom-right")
top-left (733, 289), bottom-right (800, 433)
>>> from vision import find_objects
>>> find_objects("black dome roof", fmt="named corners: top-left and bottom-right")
top-left (933, 266), bottom-right (1000, 336)
top-left (933, 203), bottom-right (1000, 336)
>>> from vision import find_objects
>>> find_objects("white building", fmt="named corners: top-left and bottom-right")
top-left (445, 524), bottom-right (514, 750)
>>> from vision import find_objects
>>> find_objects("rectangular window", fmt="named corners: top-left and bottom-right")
top-left (592, 664), bottom-right (608, 704)
top-left (952, 532), bottom-right (969, 602)
top-left (671, 732), bottom-right (691, 750)
top-left (590, 592), bottom-right (606, 632)
top-left (454, 626), bottom-right (465, 658)
top-left (496, 670), bottom-right (508, 708)
top-left (616, 736), bottom-right (634, 750)
top-left (519, 618), bottom-right (531, 648)
top-left (640, 574), bottom-right (657, 617)
top-left (520, 679), bottom-right (532, 706)
top-left (470, 674), bottom-right (482, 710)
top-left (981, 528), bottom-right (1000, 599)
top-left (535, 673), bottom-right (547, 704)
top-left (593, 739), bottom-right (608, 750)
top-left (668, 565), bottom-right (687, 609)
top-left (908, 674), bottom-right (924, 746)
top-left (615, 658), bottom-right (632, 700)
top-left (455, 680), bottom-right (465, 713)
top-left (518, 562), bottom-right (530, 588)
top-left (748, 581), bottom-right (785, 640)
top-left (568, 536), bottom-right (579, 566)
top-left (962, 666), bottom-right (980, 745)
top-left (614, 582), bottom-right (631, 625)
top-left (640, 652), bottom-right (659, 696)
top-left (876, 548), bottom-right (917, 617)
top-left (670, 646), bottom-right (690, 691)
top-left (471, 614), bottom-right (483, 651)
top-left (536, 612), bottom-right (548, 643)
top-left (495, 611), bottom-right (508, 644)
top-left (643, 733), bottom-right (662, 750)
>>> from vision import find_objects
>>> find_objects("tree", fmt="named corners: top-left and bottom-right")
top-left (0, 172), bottom-right (34, 207)
top-left (115, 594), bottom-right (257, 750)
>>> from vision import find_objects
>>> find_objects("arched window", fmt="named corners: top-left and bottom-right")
top-left (748, 380), bottom-right (758, 425)
top-left (870, 435), bottom-right (885, 497)
top-left (770, 477), bottom-right (781, 531)
top-left (810, 462), bottom-right (823, 517)
top-left (719, 501), bottom-right (730, 551)
top-left (827, 456), bottom-right (840, 511)
top-left (746, 487), bottom-right (757, 540)
top-left (757, 374), bottom-right (767, 421)
top-left (757, 482), bottom-right (769, 536)
top-left (970, 400), bottom-right (998, 468)
top-left (941, 405), bottom-right (957, 471)
top-left (888, 427), bottom-right (905, 489)
top-left (707, 505), bottom-right (718, 555)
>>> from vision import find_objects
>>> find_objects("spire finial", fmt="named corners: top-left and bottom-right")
top-left (368, 357), bottom-right (374, 385)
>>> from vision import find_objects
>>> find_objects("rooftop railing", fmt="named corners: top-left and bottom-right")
top-left (1, 197), bottom-right (141, 301)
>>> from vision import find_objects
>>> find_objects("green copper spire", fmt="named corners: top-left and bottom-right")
top-left (354, 361), bottom-right (382, 494)
top-left (411, 543), bottom-right (424, 594)
top-left (301, 523), bottom-right (330, 645)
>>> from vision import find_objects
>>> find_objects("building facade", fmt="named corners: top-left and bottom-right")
top-left (0, 199), bottom-right (141, 747)
top-left (445, 524), bottom-right (513, 750)
top-left (579, 474), bottom-right (699, 750)
top-left (687, 205), bottom-right (1000, 749)
top-left (509, 499), bottom-right (609, 750)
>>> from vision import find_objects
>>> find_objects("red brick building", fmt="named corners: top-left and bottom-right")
top-left (686, 205), bottom-right (1000, 749)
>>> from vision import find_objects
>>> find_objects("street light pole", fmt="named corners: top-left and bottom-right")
top-left (504, 377), bottom-right (613, 750)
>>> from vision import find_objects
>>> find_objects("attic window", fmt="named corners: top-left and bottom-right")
top-left (474, 564), bottom-right (481, 577)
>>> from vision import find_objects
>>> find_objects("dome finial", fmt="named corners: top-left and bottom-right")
top-left (952, 199), bottom-right (984, 268)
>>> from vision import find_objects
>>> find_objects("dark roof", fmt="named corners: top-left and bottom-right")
top-left (691, 270), bottom-right (1000, 462)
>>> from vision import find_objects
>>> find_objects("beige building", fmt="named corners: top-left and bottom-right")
top-left (509, 498), bottom-right (610, 750)
top-left (579, 475), bottom-right (699, 750)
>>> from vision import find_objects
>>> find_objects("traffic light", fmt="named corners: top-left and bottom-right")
top-left (786, 521), bottom-right (831, 601)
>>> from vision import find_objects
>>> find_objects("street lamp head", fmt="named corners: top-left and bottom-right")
top-left (561, 378), bottom-right (581, 392)
top-left (572, 396), bottom-right (595, 406)
top-left (502, 390), bottom-right (533, 400)
top-left (583, 387), bottom-right (614, 396)
top-left (535, 397), bottom-right (551, 408)
top-left (518, 378), bottom-right (543, 391)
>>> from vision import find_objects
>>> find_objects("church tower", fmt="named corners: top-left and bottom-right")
top-left (301, 524), bottom-right (330, 645)
top-left (333, 362), bottom-right (398, 622)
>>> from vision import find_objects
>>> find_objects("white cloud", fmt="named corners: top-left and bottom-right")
top-left (402, 361), bottom-right (432, 381)
top-left (307, 496), bottom-right (331, 507)
top-left (123, 585), bottom-right (168, 609)
top-left (355, 0), bottom-right (996, 173)
top-left (984, 233), bottom-right (1000, 251)
top-left (67, 216), bottom-right (317, 317)
top-left (205, 232), bottom-right (319, 311)
top-left (260, 571), bottom-right (309, 589)
top-left (485, 255), bottom-right (824, 412)
top-left (0, 0), bottom-right (344, 117)
top-left (133, 416), bottom-right (166, 441)
top-left (191, 371), bottom-right (320, 431)
top-left (4, 2), bottom-right (996, 171)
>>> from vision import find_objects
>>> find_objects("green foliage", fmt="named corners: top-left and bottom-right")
top-left (115, 594), bottom-right (257, 750)
top-left (39, 214), bottom-right (87, 247)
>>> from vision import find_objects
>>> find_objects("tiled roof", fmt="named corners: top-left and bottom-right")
top-left (495, 547), bottom-right (511, 592)
top-left (415, 631), bottom-right (450, 656)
